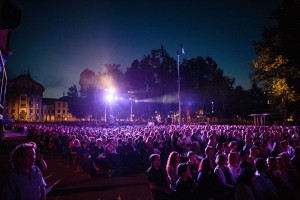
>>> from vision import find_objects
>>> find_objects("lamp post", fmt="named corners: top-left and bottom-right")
top-left (104, 88), bottom-right (115, 123)
top-left (104, 101), bottom-right (107, 123)
top-left (130, 98), bottom-right (133, 122)
top-left (177, 45), bottom-right (185, 126)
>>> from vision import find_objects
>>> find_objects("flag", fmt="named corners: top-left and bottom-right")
top-left (178, 44), bottom-right (185, 55)
top-left (181, 46), bottom-right (185, 55)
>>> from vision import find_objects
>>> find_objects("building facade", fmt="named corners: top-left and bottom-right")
top-left (43, 96), bottom-right (77, 122)
top-left (6, 73), bottom-right (44, 121)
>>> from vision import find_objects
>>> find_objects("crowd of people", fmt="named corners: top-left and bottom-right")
top-left (3, 122), bottom-right (300, 199)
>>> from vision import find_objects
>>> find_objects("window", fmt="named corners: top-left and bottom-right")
top-left (12, 109), bottom-right (15, 114)
top-left (58, 110), bottom-right (61, 113)
top-left (20, 104), bottom-right (26, 107)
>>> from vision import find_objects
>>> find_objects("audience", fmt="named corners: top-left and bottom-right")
top-left (5, 122), bottom-right (300, 200)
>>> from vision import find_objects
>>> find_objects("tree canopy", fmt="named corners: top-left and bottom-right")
top-left (251, 0), bottom-right (300, 123)
top-left (67, 45), bottom-right (268, 122)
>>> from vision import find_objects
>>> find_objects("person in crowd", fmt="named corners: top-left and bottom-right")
top-left (249, 146), bottom-right (260, 168)
top-left (182, 130), bottom-right (192, 153)
top-left (70, 138), bottom-right (81, 173)
top-left (205, 145), bottom-right (216, 168)
top-left (27, 141), bottom-right (48, 171)
top-left (146, 136), bottom-right (156, 155)
top-left (207, 134), bottom-right (218, 151)
top-left (287, 140), bottom-right (296, 157)
top-left (223, 142), bottom-right (230, 155)
top-left (291, 146), bottom-right (300, 173)
top-left (171, 131), bottom-right (183, 153)
top-left (265, 136), bottom-right (274, 154)
top-left (259, 143), bottom-right (269, 160)
top-left (69, 135), bottom-right (77, 148)
top-left (190, 129), bottom-right (201, 154)
top-left (166, 151), bottom-right (180, 190)
top-left (91, 138), bottom-right (107, 174)
top-left (197, 157), bottom-right (222, 200)
top-left (2, 143), bottom-right (46, 200)
top-left (78, 141), bottom-right (94, 178)
top-left (271, 142), bottom-right (282, 157)
top-left (147, 154), bottom-right (173, 200)
top-left (214, 154), bottom-right (235, 197)
top-left (228, 141), bottom-right (238, 153)
top-left (105, 138), bottom-right (120, 175)
top-left (254, 158), bottom-right (278, 200)
top-left (153, 134), bottom-right (163, 150)
top-left (124, 137), bottom-right (137, 172)
top-left (215, 142), bottom-right (225, 157)
top-left (240, 150), bottom-right (253, 169)
top-left (243, 137), bottom-right (253, 152)
top-left (186, 151), bottom-right (199, 182)
top-left (136, 135), bottom-right (149, 170)
top-left (234, 167), bottom-right (259, 200)
top-left (227, 152), bottom-right (242, 184)
top-left (175, 163), bottom-right (197, 200)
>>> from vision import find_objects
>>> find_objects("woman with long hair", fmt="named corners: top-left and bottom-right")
top-left (197, 157), bottom-right (222, 200)
top-left (166, 151), bottom-right (180, 190)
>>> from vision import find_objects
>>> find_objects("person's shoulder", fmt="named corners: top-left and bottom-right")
top-left (214, 165), bottom-right (221, 172)
top-left (146, 166), bottom-right (154, 174)
top-left (32, 165), bottom-right (43, 174)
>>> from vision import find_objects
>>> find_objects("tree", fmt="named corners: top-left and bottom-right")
top-left (124, 46), bottom-right (177, 118)
top-left (181, 56), bottom-right (235, 117)
top-left (251, 0), bottom-right (300, 123)
top-left (67, 84), bottom-right (85, 118)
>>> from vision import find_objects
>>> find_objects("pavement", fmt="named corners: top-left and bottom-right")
top-left (0, 131), bottom-right (153, 200)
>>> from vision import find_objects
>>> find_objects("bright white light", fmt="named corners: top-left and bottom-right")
top-left (109, 88), bottom-right (115, 94)
top-left (105, 94), bottom-right (114, 102)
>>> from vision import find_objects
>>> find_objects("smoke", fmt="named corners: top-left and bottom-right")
top-left (138, 93), bottom-right (178, 104)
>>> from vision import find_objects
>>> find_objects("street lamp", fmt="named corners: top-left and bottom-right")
top-left (177, 44), bottom-right (185, 126)
top-left (104, 88), bottom-right (115, 123)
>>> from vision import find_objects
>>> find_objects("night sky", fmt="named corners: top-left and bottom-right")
top-left (7, 0), bottom-right (281, 98)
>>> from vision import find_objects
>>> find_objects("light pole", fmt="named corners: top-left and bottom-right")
top-left (104, 101), bottom-right (107, 123)
top-left (104, 88), bottom-right (115, 123)
top-left (177, 45), bottom-right (185, 126)
top-left (129, 98), bottom-right (133, 122)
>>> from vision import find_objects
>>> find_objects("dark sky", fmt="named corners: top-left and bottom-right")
top-left (7, 0), bottom-right (281, 98)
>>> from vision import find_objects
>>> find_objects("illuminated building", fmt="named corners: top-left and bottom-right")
top-left (43, 96), bottom-right (77, 122)
top-left (6, 72), bottom-right (44, 121)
